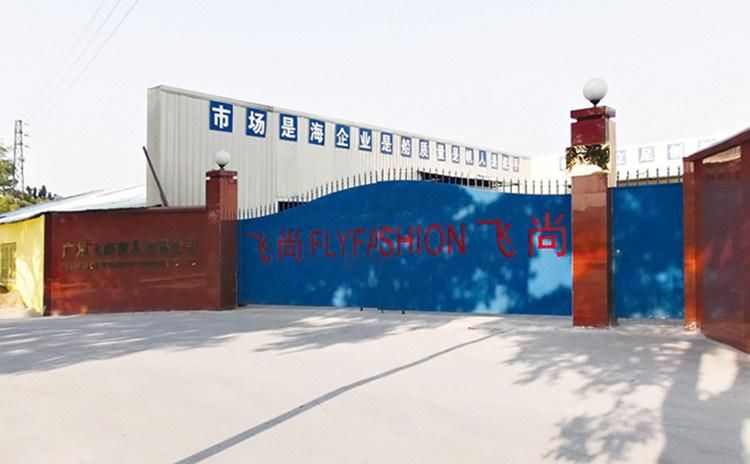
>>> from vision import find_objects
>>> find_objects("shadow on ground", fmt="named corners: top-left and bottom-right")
top-left (172, 311), bottom-right (750, 463)
top-left (468, 318), bottom-right (750, 463)
top-left (2, 308), bottom-right (748, 463)
top-left (0, 306), bottom-right (453, 375)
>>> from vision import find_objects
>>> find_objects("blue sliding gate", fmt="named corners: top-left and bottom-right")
top-left (611, 183), bottom-right (684, 319)
top-left (238, 181), bottom-right (572, 315)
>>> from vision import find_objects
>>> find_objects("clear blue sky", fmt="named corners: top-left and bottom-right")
top-left (2, 0), bottom-right (749, 195)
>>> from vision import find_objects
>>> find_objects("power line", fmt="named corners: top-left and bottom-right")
top-left (32, 0), bottom-right (126, 117)
top-left (32, 0), bottom-right (107, 106)
top-left (38, 0), bottom-right (140, 120)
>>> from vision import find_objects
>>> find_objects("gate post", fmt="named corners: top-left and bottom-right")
top-left (206, 166), bottom-right (238, 310)
top-left (569, 81), bottom-right (616, 327)
top-left (682, 158), bottom-right (701, 329)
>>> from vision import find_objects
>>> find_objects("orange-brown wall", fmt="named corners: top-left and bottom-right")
top-left (45, 208), bottom-right (224, 315)
top-left (684, 136), bottom-right (750, 353)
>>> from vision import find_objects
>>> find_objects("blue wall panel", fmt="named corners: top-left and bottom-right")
top-left (238, 181), bottom-right (572, 315)
top-left (612, 184), bottom-right (684, 319)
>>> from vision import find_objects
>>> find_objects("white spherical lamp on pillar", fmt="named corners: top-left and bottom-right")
top-left (214, 150), bottom-right (231, 170)
top-left (583, 78), bottom-right (608, 107)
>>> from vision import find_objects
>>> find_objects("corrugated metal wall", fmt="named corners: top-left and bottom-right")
top-left (146, 86), bottom-right (532, 210)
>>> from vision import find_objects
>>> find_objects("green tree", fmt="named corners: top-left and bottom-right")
top-left (0, 144), bottom-right (56, 213)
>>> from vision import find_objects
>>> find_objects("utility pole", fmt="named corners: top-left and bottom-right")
top-left (12, 119), bottom-right (25, 192)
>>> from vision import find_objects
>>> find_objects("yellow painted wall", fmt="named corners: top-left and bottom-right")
top-left (0, 215), bottom-right (45, 316)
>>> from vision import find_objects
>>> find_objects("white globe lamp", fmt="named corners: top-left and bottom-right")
top-left (583, 78), bottom-right (608, 107)
top-left (215, 150), bottom-right (231, 170)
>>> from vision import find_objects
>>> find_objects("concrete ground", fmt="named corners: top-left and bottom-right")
top-left (0, 307), bottom-right (748, 464)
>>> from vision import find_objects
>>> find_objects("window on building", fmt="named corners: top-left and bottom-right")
top-left (0, 242), bottom-right (16, 285)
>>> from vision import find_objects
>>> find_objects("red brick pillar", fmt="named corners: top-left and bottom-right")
top-left (741, 142), bottom-right (750, 353)
top-left (682, 159), bottom-right (701, 329)
top-left (206, 169), bottom-right (238, 309)
top-left (570, 106), bottom-right (616, 327)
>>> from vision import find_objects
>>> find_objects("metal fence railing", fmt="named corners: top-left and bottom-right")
top-left (615, 166), bottom-right (683, 186)
top-left (237, 165), bottom-right (684, 220)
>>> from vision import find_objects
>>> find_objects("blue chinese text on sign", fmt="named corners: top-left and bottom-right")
top-left (491, 152), bottom-right (499, 169)
top-left (335, 124), bottom-right (351, 149)
top-left (451, 145), bottom-right (460, 163)
top-left (309, 119), bottom-right (326, 145)
top-left (419, 140), bottom-right (430, 159)
top-left (279, 114), bottom-right (298, 141)
top-left (209, 101), bottom-right (233, 132)
top-left (479, 150), bottom-right (487, 167)
top-left (465, 148), bottom-right (474, 165)
top-left (380, 132), bottom-right (394, 155)
top-left (400, 136), bottom-right (412, 157)
top-left (246, 108), bottom-right (267, 137)
top-left (359, 128), bottom-right (373, 152)
top-left (437, 143), bottom-right (446, 161)
top-left (502, 154), bottom-right (510, 170)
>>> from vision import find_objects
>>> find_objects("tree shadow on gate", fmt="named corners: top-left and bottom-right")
top-left (239, 182), bottom-right (572, 318)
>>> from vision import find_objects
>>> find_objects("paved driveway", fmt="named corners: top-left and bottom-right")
top-left (1, 307), bottom-right (748, 463)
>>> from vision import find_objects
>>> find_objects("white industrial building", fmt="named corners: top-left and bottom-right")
top-left (531, 136), bottom-right (720, 181)
top-left (146, 86), bottom-right (532, 211)
top-left (145, 86), bottom-right (721, 211)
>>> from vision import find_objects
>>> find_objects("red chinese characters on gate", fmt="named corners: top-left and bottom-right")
top-left (245, 212), bottom-right (567, 263)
